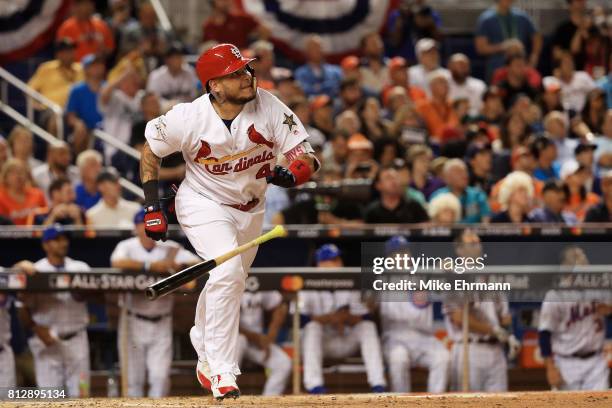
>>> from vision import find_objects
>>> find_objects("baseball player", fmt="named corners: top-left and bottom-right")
top-left (0, 289), bottom-right (15, 388)
top-left (538, 246), bottom-right (611, 391)
top-left (140, 43), bottom-right (319, 399)
top-left (110, 210), bottom-right (200, 397)
top-left (379, 236), bottom-right (450, 393)
top-left (235, 291), bottom-right (291, 395)
top-left (17, 225), bottom-right (93, 397)
top-left (301, 244), bottom-right (387, 394)
top-left (443, 230), bottom-right (517, 392)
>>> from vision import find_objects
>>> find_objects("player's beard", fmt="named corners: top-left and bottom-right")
top-left (226, 79), bottom-right (257, 105)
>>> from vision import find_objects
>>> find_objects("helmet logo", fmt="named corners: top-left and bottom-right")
top-left (231, 46), bottom-right (242, 59)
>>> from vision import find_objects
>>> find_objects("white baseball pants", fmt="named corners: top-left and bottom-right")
top-left (176, 184), bottom-right (264, 377)
top-left (236, 334), bottom-right (291, 395)
top-left (118, 313), bottom-right (172, 397)
top-left (450, 342), bottom-right (507, 392)
top-left (384, 335), bottom-right (450, 393)
top-left (0, 344), bottom-right (15, 388)
top-left (302, 320), bottom-right (386, 390)
top-left (28, 330), bottom-right (90, 397)
top-left (555, 353), bottom-right (609, 390)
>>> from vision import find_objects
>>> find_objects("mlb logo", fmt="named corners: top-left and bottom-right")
top-left (8, 274), bottom-right (26, 289)
top-left (53, 274), bottom-right (71, 289)
top-left (231, 46), bottom-right (242, 59)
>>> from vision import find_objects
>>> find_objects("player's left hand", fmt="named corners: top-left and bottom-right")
top-left (506, 334), bottom-right (521, 360)
top-left (266, 165), bottom-right (296, 188)
top-left (256, 334), bottom-right (272, 361)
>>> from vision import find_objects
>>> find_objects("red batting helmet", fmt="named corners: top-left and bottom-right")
top-left (196, 43), bottom-right (255, 89)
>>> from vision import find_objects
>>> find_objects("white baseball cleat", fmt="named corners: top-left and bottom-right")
top-left (196, 360), bottom-right (212, 391)
top-left (211, 373), bottom-right (240, 400)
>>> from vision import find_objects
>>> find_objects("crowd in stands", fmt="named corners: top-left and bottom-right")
top-left (0, 0), bottom-right (611, 228)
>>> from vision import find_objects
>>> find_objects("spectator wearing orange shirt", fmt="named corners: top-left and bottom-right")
top-left (56, 0), bottom-right (115, 61)
top-left (0, 159), bottom-right (46, 226)
top-left (416, 70), bottom-right (459, 142)
top-left (381, 57), bottom-right (426, 108)
top-left (202, 0), bottom-right (268, 49)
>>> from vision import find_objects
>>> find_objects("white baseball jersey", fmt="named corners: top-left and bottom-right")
top-left (0, 292), bottom-right (11, 344)
top-left (110, 237), bottom-right (200, 316)
top-left (443, 300), bottom-right (509, 342)
top-left (240, 291), bottom-right (283, 334)
top-left (144, 88), bottom-right (309, 206)
top-left (380, 294), bottom-right (434, 341)
top-left (538, 290), bottom-right (611, 356)
top-left (300, 290), bottom-right (369, 317)
top-left (31, 257), bottom-right (91, 335)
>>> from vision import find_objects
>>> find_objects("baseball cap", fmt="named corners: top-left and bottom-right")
top-left (42, 224), bottom-right (68, 242)
top-left (559, 160), bottom-right (585, 180)
top-left (96, 169), bottom-right (119, 184)
top-left (415, 38), bottom-right (437, 55)
top-left (385, 236), bottom-right (410, 255)
top-left (340, 55), bottom-right (360, 70)
top-left (133, 209), bottom-right (145, 225)
top-left (315, 244), bottom-right (341, 263)
top-left (574, 142), bottom-right (597, 155)
top-left (388, 56), bottom-right (407, 71)
top-left (165, 42), bottom-right (185, 58)
top-left (347, 133), bottom-right (373, 151)
top-left (81, 53), bottom-right (104, 68)
top-left (309, 94), bottom-right (332, 111)
top-left (542, 76), bottom-right (562, 93)
top-left (530, 136), bottom-right (554, 158)
top-left (465, 142), bottom-right (492, 160)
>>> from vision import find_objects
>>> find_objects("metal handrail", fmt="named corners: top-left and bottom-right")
top-left (150, 0), bottom-right (173, 33)
top-left (0, 66), bottom-right (141, 165)
top-left (0, 66), bottom-right (64, 139)
top-left (0, 101), bottom-right (144, 199)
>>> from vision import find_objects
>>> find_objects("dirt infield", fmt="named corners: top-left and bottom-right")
top-left (1, 391), bottom-right (611, 408)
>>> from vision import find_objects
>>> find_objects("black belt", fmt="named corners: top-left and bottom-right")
top-left (127, 311), bottom-right (170, 323)
top-left (460, 338), bottom-right (500, 345)
top-left (561, 351), bottom-right (599, 359)
top-left (57, 330), bottom-right (82, 341)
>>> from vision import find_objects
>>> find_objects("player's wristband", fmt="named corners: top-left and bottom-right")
top-left (143, 180), bottom-right (160, 207)
top-left (288, 159), bottom-right (312, 186)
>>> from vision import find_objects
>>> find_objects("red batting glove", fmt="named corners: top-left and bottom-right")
top-left (144, 203), bottom-right (168, 241)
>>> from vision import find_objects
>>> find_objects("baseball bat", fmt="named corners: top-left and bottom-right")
top-left (145, 225), bottom-right (287, 300)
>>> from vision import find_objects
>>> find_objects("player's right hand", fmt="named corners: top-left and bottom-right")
top-left (266, 165), bottom-right (296, 188)
top-left (144, 203), bottom-right (168, 241)
top-left (34, 325), bottom-right (57, 347)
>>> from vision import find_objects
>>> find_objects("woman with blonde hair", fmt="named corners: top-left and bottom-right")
top-left (491, 171), bottom-right (534, 223)
top-left (7, 125), bottom-right (42, 170)
top-left (428, 192), bottom-right (462, 225)
top-left (0, 158), bottom-right (46, 225)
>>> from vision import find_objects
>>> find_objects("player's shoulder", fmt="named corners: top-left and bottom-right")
top-left (33, 258), bottom-right (49, 269)
top-left (116, 236), bottom-right (140, 248)
top-left (254, 88), bottom-right (285, 109)
top-left (65, 257), bottom-right (91, 271)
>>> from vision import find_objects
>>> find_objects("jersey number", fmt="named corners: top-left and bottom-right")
top-left (256, 163), bottom-right (272, 179)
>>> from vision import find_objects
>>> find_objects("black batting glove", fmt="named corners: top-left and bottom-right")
top-left (266, 165), bottom-right (296, 188)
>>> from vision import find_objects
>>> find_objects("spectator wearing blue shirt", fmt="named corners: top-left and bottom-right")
top-left (531, 137), bottom-right (560, 181)
top-left (74, 149), bottom-right (103, 210)
top-left (475, 0), bottom-right (542, 81)
top-left (431, 159), bottom-right (491, 224)
top-left (529, 180), bottom-right (577, 225)
top-left (295, 35), bottom-right (343, 98)
top-left (66, 53), bottom-right (105, 153)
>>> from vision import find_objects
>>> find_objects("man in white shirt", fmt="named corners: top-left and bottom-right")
top-left (111, 210), bottom-right (200, 397)
top-left (146, 44), bottom-right (199, 107)
top-left (98, 66), bottom-right (143, 162)
top-left (447, 53), bottom-right (486, 116)
top-left (408, 38), bottom-right (450, 95)
top-left (555, 51), bottom-right (596, 113)
top-left (17, 225), bottom-right (93, 397)
top-left (544, 111), bottom-right (578, 168)
top-left (86, 170), bottom-right (140, 228)
top-left (32, 141), bottom-right (80, 200)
